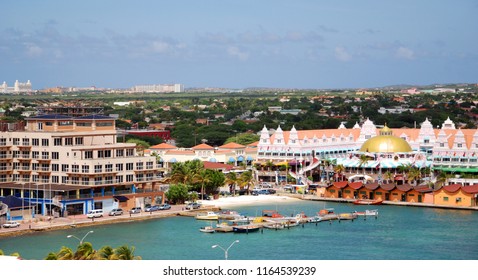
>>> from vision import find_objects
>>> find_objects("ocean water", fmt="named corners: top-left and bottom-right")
top-left (0, 200), bottom-right (477, 260)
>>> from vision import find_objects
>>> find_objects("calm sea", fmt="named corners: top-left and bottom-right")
top-left (0, 200), bottom-right (477, 260)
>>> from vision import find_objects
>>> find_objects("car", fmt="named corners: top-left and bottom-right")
top-left (129, 207), bottom-right (142, 214)
top-left (109, 208), bottom-right (124, 216)
top-left (185, 202), bottom-right (200, 210)
top-left (268, 189), bottom-right (277, 194)
top-left (86, 209), bottom-right (103, 218)
top-left (197, 193), bottom-right (210, 200)
top-left (145, 205), bottom-right (160, 212)
top-left (158, 203), bottom-right (171, 210)
top-left (2, 221), bottom-right (20, 228)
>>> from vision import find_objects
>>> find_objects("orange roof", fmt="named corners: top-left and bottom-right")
top-left (150, 143), bottom-right (177, 149)
top-left (203, 162), bottom-right (234, 170)
top-left (165, 150), bottom-right (195, 155)
top-left (192, 143), bottom-right (214, 150)
top-left (247, 141), bottom-right (259, 147)
top-left (219, 142), bottom-right (246, 149)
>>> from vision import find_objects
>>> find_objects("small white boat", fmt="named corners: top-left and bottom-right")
top-left (199, 226), bottom-right (215, 233)
top-left (354, 209), bottom-right (379, 217)
top-left (263, 222), bottom-right (285, 230)
top-left (195, 211), bottom-right (219, 220)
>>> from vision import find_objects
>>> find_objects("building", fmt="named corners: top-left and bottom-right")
top-left (131, 84), bottom-right (184, 93)
top-left (1, 80), bottom-right (32, 94)
top-left (0, 114), bottom-right (166, 220)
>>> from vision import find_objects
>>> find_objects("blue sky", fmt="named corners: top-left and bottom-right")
top-left (1, 0), bottom-right (477, 89)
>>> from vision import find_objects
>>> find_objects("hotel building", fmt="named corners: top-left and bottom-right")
top-left (0, 114), bottom-right (166, 220)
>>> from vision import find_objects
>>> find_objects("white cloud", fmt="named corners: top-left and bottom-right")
top-left (396, 46), bottom-right (415, 60)
top-left (335, 46), bottom-right (351, 62)
top-left (227, 46), bottom-right (249, 61)
top-left (25, 44), bottom-right (43, 57)
top-left (152, 41), bottom-right (170, 53)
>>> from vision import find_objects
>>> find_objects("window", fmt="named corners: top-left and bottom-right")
top-left (126, 163), bottom-right (133, 170)
top-left (457, 143), bottom-right (462, 148)
top-left (440, 143), bottom-right (444, 147)
top-left (72, 165), bottom-right (79, 173)
top-left (42, 151), bottom-right (49, 159)
top-left (82, 165), bottom-right (89, 173)
top-left (97, 150), bottom-right (104, 158)
top-left (443, 197), bottom-right (449, 202)
top-left (116, 163), bottom-right (123, 171)
top-left (59, 121), bottom-right (73, 126)
top-left (126, 149), bottom-right (134, 156)
top-left (22, 138), bottom-right (29, 146)
top-left (75, 137), bottom-right (83, 145)
top-left (13, 151), bottom-right (19, 158)
top-left (104, 150), bottom-right (112, 158)
top-left (76, 122), bottom-right (91, 127)
top-left (84, 151), bottom-right (93, 159)
top-left (42, 139), bottom-right (49, 146)
top-left (116, 149), bottom-right (124, 157)
top-left (52, 164), bottom-right (59, 172)
top-left (13, 138), bottom-right (20, 145)
top-left (95, 165), bottom-right (102, 173)
top-left (54, 138), bottom-right (61, 146)
top-left (62, 164), bottom-right (69, 172)
top-left (65, 138), bottom-right (73, 146)
top-left (126, 174), bottom-right (134, 182)
top-left (95, 177), bottom-right (102, 185)
top-left (52, 176), bottom-right (59, 183)
top-left (105, 164), bottom-right (113, 172)
top-left (96, 122), bottom-right (113, 127)
top-left (52, 152), bottom-right (59, 160)
top-left (116, 175), bottom-right (123, 183)
top-left (136, 162), bottom-right (143, 170)
top-left (32, 163), bottom-right (39, 171)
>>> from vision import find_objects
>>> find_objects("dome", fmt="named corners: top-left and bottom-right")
top-left (359, 125), bottom-right (412, 153)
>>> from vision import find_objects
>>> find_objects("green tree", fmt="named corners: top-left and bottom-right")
top-left (165, 183), bottom-right (189, 204)
top-left (114, 245), bottom-right (141, 260)
top-left (126, 139), bottom-right (150, 156)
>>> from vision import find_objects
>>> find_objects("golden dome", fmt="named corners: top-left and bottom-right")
top-left (359, 135), bottom-right (412, 153)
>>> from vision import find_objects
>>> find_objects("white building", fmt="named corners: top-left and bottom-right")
top-left (1, 80), bottom-right (32, 93)
top-left (131, 83), bottom-right (184, 93)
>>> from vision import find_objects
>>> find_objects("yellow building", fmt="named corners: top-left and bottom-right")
top-left (434, 184), bottom-right (478, 207)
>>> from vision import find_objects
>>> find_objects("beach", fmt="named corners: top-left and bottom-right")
top-left (198, 194), bottom-right (302, 207)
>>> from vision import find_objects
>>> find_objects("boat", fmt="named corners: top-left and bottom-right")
top-left (199, 226), bottom-right (215, 233)
top-left (354, 209), bottom-right (379, 217)
top-left (337, 212), bottom-right (358, 221)
top-left (195, 211), bottom-right (219, 220)
top-left (353, 199), bottom-right (383, 205)
top-left (232, 224), bottom-right (261, 233)
top-left (315, 208), bottom-right (339, 221)
top-left (217, 210), bottom-right (244, 220)
top-left (263, 222), bottom-right (285, 230)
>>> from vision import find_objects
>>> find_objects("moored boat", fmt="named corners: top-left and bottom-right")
top-left (217, 210), bottom-right (244, 220)
top-left (195, 211), bottom-right (219, 220)
top-left (354, 209), bottom-right (379, 217)
top-left (338, 212), bottom-right (358, 221)
top-left (199, 226), bottom-right (215, 233)
top-left (353, 199), bottom-right (383, 205)
top-left (232, 224), bottom-right (261, 233)
top-left (263, 222), bottom-right (285, 230)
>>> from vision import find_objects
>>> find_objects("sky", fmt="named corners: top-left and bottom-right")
top-left (1, 0), bottom-right (477, 89)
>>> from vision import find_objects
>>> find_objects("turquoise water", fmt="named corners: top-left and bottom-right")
top-left (0, 200), bottom-right (477, 260)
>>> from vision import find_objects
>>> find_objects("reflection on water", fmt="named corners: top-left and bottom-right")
top-left (0, 200), bottom-right (477, 260)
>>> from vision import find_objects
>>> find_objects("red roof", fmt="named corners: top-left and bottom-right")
top-left (348, 182), bottom-right (363, 190)
top-left (219, 142), bottom-right (246, 149)
top-left (461, 184), bottom-right (478, 194)
top-left (442, 184), bottom-right (462, 193)
top-left (332, 181), bottom-right (348, 189)
top-left (203, 162), bottom-right (234, 171)
top-left (192, 143), bottom-right (214, 150)
top-left (364, 182), bottom-right (379, 190)
top-left (379, 183), bottom-right (396, 191)
top-left (396, 184), bottom-right (412, 192)
top-left (149, 143), bottom-right (177, 149)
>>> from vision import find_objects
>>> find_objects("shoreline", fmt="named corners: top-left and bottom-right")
top-left (1, 193), bottom-right (476, 238)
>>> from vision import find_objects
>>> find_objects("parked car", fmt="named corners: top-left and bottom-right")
top-left (158, 203), bottom-right (171, 210)
top-left (145, 205), bottom-right (160, 212)
top-left (185, 202), bottom-right (201, 210)
top-left (109, 208), bottom-right (124, 216)
top-left (2, 221), bottom-right (20, 228)
top-left (86, 209), bottom-right (103, 218)
top-left (129, 207), bottom-right (142, 214)
top-left (197, 193), bottom-right (210, 200)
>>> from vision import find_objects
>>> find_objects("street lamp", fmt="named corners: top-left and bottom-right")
top-left (211, 240), bottom-right (239, 260)
top-left (67, 230), bottom-right (94, 244)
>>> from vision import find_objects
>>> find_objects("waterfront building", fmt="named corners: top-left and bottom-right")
top-left (0, 114), bottom-right (165, 221)
top-left (1, 80), bottom-right (32, 94)
top-left (433, 184), bottom-right (478, 207)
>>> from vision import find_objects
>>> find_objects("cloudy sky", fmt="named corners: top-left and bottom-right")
top-left (1, 0), bottom-right (477, 89)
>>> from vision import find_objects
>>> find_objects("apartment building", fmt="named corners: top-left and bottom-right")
top-left (0, 114), bottom-right (166, 218)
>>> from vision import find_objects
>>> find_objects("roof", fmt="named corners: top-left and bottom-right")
top-left (332, 181), bottom-right (348, 189)
top-left (363, 182), bottom-right (379, 190)
top-left (203, 161), bottom-right (234, 171)
top-left (75, 114), bottom-right (114, 120)
top-left (348, 182), bottom-right (363, 190)
top-left (462, 184), bottom-right (478, 194)
top-left (359, 135), bottom-right (412, 153)
top-left (219, 142), bottom-right (246, 149)
top-left (192, 143), bottom-right (215, 150)
top-left (396, 184), bottom-right (412, 192)
top-left (0, 195), bottom-right (32, 209)
top-left (149, 143), bottom-right (177, 150)
top-left (113, 195), bottom-right (130, 202)
top-left (379, 183), bottom-right (396, 191)
top-left (442, 184), bottom-right (463, 193)
top-left (26, 114), bottom-right (72, 120)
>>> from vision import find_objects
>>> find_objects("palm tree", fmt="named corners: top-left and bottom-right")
top-left (192, 169), bottom-right (211, 199)
top-left (265, 160), bottom-right (274, 183)
top-left (74, 242), bottom-right (96, 260)
top-left (238, 170), bottom-right (254, 194)
top-left (407, 167), bottom-right (421, 186)
top-left (358, 154), bottom-right (369, 174)
top-left (54, 246), bottom-right (74, 260)
top-left (225, 172), bottom-right (238, 195)
top-left (96, 245), bottom-right (116, 260)
top-left (333, 164), bottom-right (345, 182)
top-left (114, 245), bottom-right (141, 260)
top-left (436, 172), bottom-right (452, 188)
top-left (384, 171), bottom-right (394, 184)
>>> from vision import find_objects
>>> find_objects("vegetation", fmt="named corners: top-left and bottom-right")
top-left (45, 242), bottom-right (141, 260)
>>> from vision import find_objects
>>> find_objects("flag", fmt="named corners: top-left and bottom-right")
top-left (376, 163), bottom-right (380, 170)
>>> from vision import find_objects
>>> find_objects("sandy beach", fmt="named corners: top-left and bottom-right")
top-left (198, 194), bottom-right (302, 207)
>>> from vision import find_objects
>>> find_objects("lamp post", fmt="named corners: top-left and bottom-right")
top-left (211, 240), bottom-right (239, 260)
top-left (67, 230), bottom-right (94, 245)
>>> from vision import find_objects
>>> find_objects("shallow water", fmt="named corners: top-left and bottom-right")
top-left (0, 200), bottom-right (477, 260)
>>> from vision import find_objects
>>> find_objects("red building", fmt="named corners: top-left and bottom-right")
top-left (127, 130), bottom-right (171, 141)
